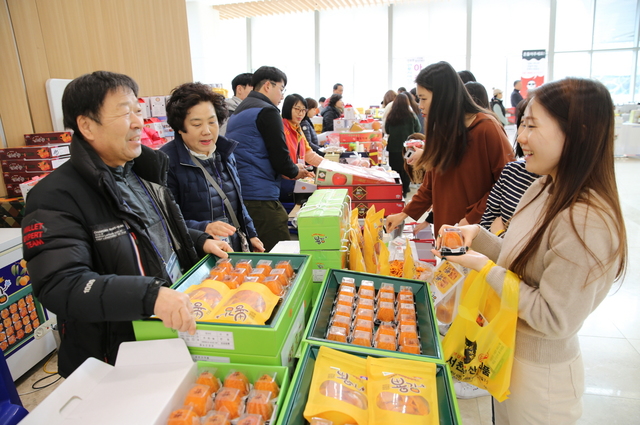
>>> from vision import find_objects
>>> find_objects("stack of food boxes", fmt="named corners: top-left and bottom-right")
top-left (0, 132), bottom-right (72, 198)
top-left (314, 159), bottom-right (403, 218)
top-left (297, 189), bottom-right (350, 288)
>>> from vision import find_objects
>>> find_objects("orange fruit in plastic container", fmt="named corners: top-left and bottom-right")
top-left (376, 291), bottom-right (395, 305)
top-left (183, 383), bottom-right (214, 416)
top-left (333, 304), bottom-right (352, 318)
top-left (202, 410), bottom-right (231, 425)
top-left (351, 329), bottom-right (372, 347)
top-left (196, 371), bottom-right (220, 394)
top-left (223, 371), bottom-right (251, 397)
top-left (398, 285), bottom-right (414, 297)
top-left (215, 258), bottom-right (234, 274)
top-left (336, 294), bottom-right (354, 307)
top-left (236, 413), bottom-right (265, 425)
top-left (247, 273), bottom-right (265, 283)
top-left (377, 322), bottom-right (396, 337)
top-left (398, 302), bottom-right (416, 317)
top-left (354, 318), bottom-right (373, 333)
top-left (326, 325), bottom-right (348, 342)
top-left (331, 315), bottom-right (351, 332)
top-left (249, 267), bottom-right (269, 278)
top-left (274, 260), bottom-right (294, 278)
top-left (378, 282), bottom-right (395, 296)
top-left (167, 406), bottom-right (199, 425)
top-left (267, 269), bottom-right (289, 287)
top-left (253, 374), bottom-right (280, 398)
top-left (399, 336), bottom-right (421, 354)
top-left (358, 288), bottom-right (375, 300)
top-left (221, 274), bottom-right (242, 290)
top-left (246, 389), bottom-right (273, 421)
top-left (338, 284), bottom-right (356, 297)
top-left (262, 276), bottom-right (285, 296)
top-left (375, 302), bottom-right (395, 322)
top-left (235, 259), bottom-right (253, 273)
top-left (355, 307), bottom-right (374, 322)
top-left (398, 313), bottom-right (417, 328)
top-left (255, 259), bottom-right (273, 274)
top-left (214, 387), bottom-right (244, 419)
top-left (356, 298), bottom-right (374, 311)
top-left (374, 333), bottom-right (397, 351)
top-left (398, 324), bottom-right (418, 343)
top-left (397, 293), bottom-right (414, 304)
top-left (340, 276), bottom-right (356, 288)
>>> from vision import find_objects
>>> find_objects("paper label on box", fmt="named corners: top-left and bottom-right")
top-left (312, 269), bottom-right (327, 282)
top-left (190, 354), bottom-right (231, 363)
top-left (178, 330), bottom-right (235, 350)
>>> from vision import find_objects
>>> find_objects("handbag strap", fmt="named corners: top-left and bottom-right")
top-left (188, 152), bottom-right (242, 230)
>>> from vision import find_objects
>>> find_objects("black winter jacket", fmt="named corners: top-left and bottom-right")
top-left (321, 105), bottom-right (342, 132)
top-left (22, 136), bottom-right (209, 377)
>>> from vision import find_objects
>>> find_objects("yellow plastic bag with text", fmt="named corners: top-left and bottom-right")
top-left (367, 357), bottom-right (439, 425)
top-left (441, 261), bottom-right (519, 402)
top-left (184, 280), bottom-right (231, 321)
top-left (348, 228), bottom-right (366, 272)
top-left (304, 346), bottom-right (369, 425)
top-left (403, 238), bottom-right (415, 279)
top-left (210, 282), bottom-right (279, 325)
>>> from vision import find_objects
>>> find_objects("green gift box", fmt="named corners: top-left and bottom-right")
top-left (297, 189), bottom-right (349, 251)
top-left (133, 253), bottom-right (313, 366)
top-left (303, 268), bottom-right (443, 362)
top-left (275, 344), bottom-right (461, 425)
top-left (300, 248), bottom-right (347, 295)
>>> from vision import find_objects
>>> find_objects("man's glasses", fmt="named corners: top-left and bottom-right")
top-left (270, 81), bottom-right (286, 94)
top-left (293, 107), bottom-right (307, 114)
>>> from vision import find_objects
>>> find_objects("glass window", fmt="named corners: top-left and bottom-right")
top-left (592, 50), bottom-right (635, 104)
top-left (593, 0), bottom-right (637, 50)
top-left (209, 18), bottom-right (248, 90)
top-left (252, 12), bottom-right (315, 99)
top-left (553, 52), bottom-right (591, 80)
top-left (636, 52), bottom-right (640, 103)
top-left (319, 6), bottom-right (388, 108)
top-left (555, 0), bottom-right (594, 52)
top-left (392, 0), bottom-right (466, 91)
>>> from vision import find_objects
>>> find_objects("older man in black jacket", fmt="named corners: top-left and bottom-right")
top-left (21, 71), bottom-right (231, 377)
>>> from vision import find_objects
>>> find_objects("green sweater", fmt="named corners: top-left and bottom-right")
top-left (384, 113), bottom-right (421, 153)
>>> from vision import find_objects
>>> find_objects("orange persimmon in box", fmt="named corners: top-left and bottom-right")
top-left (202, 410), bottom-right (231, 425)
top-left (223, 371), bottom-right (250, 397)
top-left (167, 406), bottom-right (199, 425)
top-left (214, 387), bottom-right (244, 419)
top-left (254, 373), bottom-right (280, 398)
top-left (246, 390), bottom-right (273, 421)
top-left (183, 384), bottom-right (214, 416)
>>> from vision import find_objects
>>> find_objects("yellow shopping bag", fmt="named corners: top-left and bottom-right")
top-left (441, 261), bottom-right (519, 402)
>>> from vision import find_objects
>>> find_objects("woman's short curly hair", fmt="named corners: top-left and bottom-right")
top-left (166, 82), bottom-right (228, 133)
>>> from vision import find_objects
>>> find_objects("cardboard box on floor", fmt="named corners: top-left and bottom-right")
top-left (21, 339), bottom-right (197, 425)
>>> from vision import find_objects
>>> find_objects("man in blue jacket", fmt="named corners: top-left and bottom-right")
top-left (226, 66), bottom-right (313, 251)
top-left (22, 71), bottom-right (231, 377)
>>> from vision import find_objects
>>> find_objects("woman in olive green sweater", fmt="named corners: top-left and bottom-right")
top-left (384, 92), bottom-right (422, 197)
top-left (436, 78), bottom-right (627, 424)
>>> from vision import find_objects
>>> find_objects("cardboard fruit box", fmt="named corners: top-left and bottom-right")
top-left (318, 183), bottom-right (402, 201)
top-left (352, 200), bottom-right (405, 218)
top-left (133, 253), bottom-right (314, 365)
top-left (1, 157), bottom-right (69, 173)
top-left (275, 344), bottom-right (461, 425)
top-left (303, 268), bottom-right (443, 362)
top-left (315, 159), bottom-right (397, 187)
top-left (21, 339), bottom-right (290, 425)
top-left (24, 131), bottom-right (71, 146)
top-left (338, 130), bottom-right (383, 143)
top-left (0, 144), bottom-right (70, 160)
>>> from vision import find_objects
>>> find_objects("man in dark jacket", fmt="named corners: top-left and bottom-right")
top-left (226, 66), bottom-right (313, 251)
top-left (21, 71), bottom-right (231, 377)
top-left (511, 80), bottom-right (524, 108)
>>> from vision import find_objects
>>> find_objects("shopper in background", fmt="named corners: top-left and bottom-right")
top-left (511, 79), bottom-right (523, 108)
top-left (21, 71), bottom-right (231, 377)
top-left (457, 69), bottom-right (477, 84)
top-left (380, 89), bottom-right (397, 123)
top-left (322, 83), bottom-right (343, 107)
top-left (226, 66), bottom-right (314, 252)
top-left (301, 97), bottom-right (323, 155)
top-left (280, 94), bottom-right (324, 202)
top-left (160, 82), bottom-right (264, 253)
top-left (220, 72), bottom-right (253, 136)
top-left (397, 86), bottom-right (407, 94)
top-left (321, 94), bottom-right (343, 132)
top-left (464, 81), bottom-right (490, 109)
top-left (490, 88), bottom-right (509, 126)
top-left (437, 77), bottom-right (627, 425)
top-left (318, 96), bottom-right (327, 114)
top-left (384, 93), bottom-right (422, 197)
top-left (385, 61), bottom-right (513, 237)
top-left (480, 97), bottom-right (538, 234)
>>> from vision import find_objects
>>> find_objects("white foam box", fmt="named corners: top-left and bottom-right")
top-left (20, 339), bottom-right (197, 425)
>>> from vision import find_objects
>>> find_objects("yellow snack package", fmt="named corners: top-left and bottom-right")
top-left (348, 228), bottom-right (366, 272)
top-left (304, 346), bottom-right (369, 425)
top-left (211, 282), bottom-right (279, 325)
top-left (403, 238), bottom-right (416, 279)
top-left (377, 241), bottom-right (391, 276)
top-left (185, 280), bottom-right (231, 321)
top-left (363, 221), bottom-right (377, 274)
top-left (367, 357), bottom-right (439, 425)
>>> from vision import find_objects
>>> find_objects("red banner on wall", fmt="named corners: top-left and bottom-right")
top-left (521, 50), bottom-right (546, 99)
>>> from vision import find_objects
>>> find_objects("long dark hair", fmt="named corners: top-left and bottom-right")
top-left (509, 78), bottom-right (627, 284)
top-left (282, 94), bottom-right (307, 120)
top-left (413, 61), bottom-right (483, 173)
top-left (385, 93), bottom-right (415, 126)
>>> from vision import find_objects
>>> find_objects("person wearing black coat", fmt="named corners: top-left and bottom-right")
top-left (21, 71), bottom-right (231, 377)
top-left (321, 94), bottom-right (344, 132)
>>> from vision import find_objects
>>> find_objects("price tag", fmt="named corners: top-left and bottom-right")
top-left (312, 269), bottom-right (327, 282)
top-left (178, 330), bottom-right (235, 350)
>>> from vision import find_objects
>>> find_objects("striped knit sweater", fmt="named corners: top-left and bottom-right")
top-left (480, 160), bottom-right (539, 230)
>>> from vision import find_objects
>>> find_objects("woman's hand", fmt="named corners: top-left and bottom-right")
top-left (250, 237), bottom-right (265, 252)
top-left (431, 248), bottom-right (490, 272)
top-left (406, 148), bottom-right (423, 165)
top-left (434, 224), bottom-right (481, 250)
top-left (385, 212), bottom-right (408, 233)
top-left (205, 221), bottom-right (236, 238)
top-left (203, 239), bottom-right (232, 258)
top-left (413, 221), bottom-right (430, 235)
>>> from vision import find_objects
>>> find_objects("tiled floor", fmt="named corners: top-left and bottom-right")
top-left (13, 158), bottom-right (640, 425)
